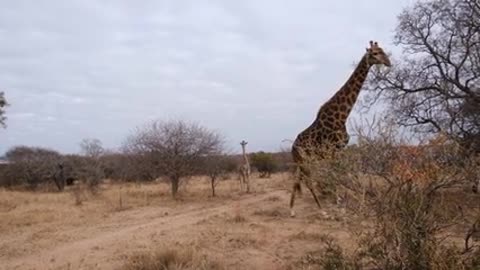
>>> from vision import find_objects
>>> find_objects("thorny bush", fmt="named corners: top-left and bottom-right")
top-left (299, 118), bottom-right (480, 269)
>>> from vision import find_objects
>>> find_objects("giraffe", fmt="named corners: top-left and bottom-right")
top-left (289, 40), bottom-right (391, 217)
top-left (239, 140), bottom-right (251, 193)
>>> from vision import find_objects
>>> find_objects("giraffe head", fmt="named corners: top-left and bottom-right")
top-left (240, 140), bottom-right (248, 147)
top-left (365, 40), bottom-right (391, 67)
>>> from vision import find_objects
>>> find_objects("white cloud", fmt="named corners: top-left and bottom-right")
top-left (0, 0), bottom-right (414, 154)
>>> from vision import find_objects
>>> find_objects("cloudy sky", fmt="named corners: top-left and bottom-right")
top-left (0, 0), bottom-right (415, 155)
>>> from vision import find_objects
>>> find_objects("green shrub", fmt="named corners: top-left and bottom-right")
top-left (250, 151), bottom-right (277, 178)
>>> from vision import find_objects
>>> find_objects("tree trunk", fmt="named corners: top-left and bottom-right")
top-left (55, 178), bottom-right (65, 191)
top-left (211, 177), bottom-right (216, 197)
top-left (53, 166), bottom-right (65, 191)
top-left (171, 177), bottom-right (179, 198)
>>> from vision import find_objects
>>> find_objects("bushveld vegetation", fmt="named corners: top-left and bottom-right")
top-left (303, 0), bottom-right (480, 268)
top-left (294, 118), bottom-right (480, 269)
top-left (0, 119), bottom-right (286, 196)
top-left (0, 0), bottom-right (479, 269)
top-left (250, 151), bottom-right (278, 178)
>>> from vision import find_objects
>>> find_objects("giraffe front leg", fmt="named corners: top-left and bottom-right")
top-left (290, 167), bottom-right (303, 217)
top-left (304, 178), bottom-right (321, 209)
top-left (289, 181), bottom-right (300, 217)
top-left (244, 171), bottom-right (250, 193)
top-left (239, 174), bottom-right (244, 192)
top-left (241, 175), bottom-right (243, 192)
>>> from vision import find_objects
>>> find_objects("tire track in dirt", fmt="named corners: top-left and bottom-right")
top-left (2, 190), bottom-right (286, 270)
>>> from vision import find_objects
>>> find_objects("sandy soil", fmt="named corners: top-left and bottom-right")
top-left (0, 174), bottom-right (358, 270)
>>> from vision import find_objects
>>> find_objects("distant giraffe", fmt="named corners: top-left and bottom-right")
top-left (290, 41), bottom-right (392, 217)
top-left (239, 140), bottom-right (251, 193)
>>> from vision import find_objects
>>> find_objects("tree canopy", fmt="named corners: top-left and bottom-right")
top-left (122, 119), bottom-right (225, 196)
top-left (365, 0), bottom-right (480, 153)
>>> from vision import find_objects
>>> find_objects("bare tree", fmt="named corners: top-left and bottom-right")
top-left (200, 154), bottom-right (236, 197)
top-left (0, 91), bottom-right (8, 128)
top-left (363, 0), bottom-right (480, 153)
top-left (78, 138), bottom-right (105, 189)
top-left (79, 138), bottom-right (104, 158)
top-left (122, 119), bottom-right (224, 197)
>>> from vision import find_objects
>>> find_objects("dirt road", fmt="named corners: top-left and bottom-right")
top-left (1, 178), bottom-right (351, 270)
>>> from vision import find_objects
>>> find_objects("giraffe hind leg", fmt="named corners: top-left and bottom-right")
top-left (289, 181), bottom-right (300, 217)
top-left (290, 167), bottom-right (303, 217)
top-left (299, 166), bottom-right (321, 209)
top-left (304, 177), bottom-right (321, 209)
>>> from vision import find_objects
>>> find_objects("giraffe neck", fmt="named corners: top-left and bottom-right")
top-left (242, 146), bottom-right (250, 167)
top-left (323, 54), bottom-right (371, 121)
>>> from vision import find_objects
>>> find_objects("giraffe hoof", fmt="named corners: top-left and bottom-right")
top-left (290, 210), bottom-right (296, 218)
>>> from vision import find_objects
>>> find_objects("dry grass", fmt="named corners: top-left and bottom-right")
top-left (2, 167), bottom-right (476, 270)
top-left (122, 246), bottom-right (224, 270)
top-left (288, 231), bottom-right (325, 242)
top-left (226, 234), bottom-right (261, 249)
top-left (253, 207), bottom-right (285, 218)
top-left (229, 213), bottom-right (248, 223)
top-left (0, 174), bottom-right (290, 266)
top-left (0, 175), bottom-right (287, 230)
top-left (265, 195), bottom-right (282, 202)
